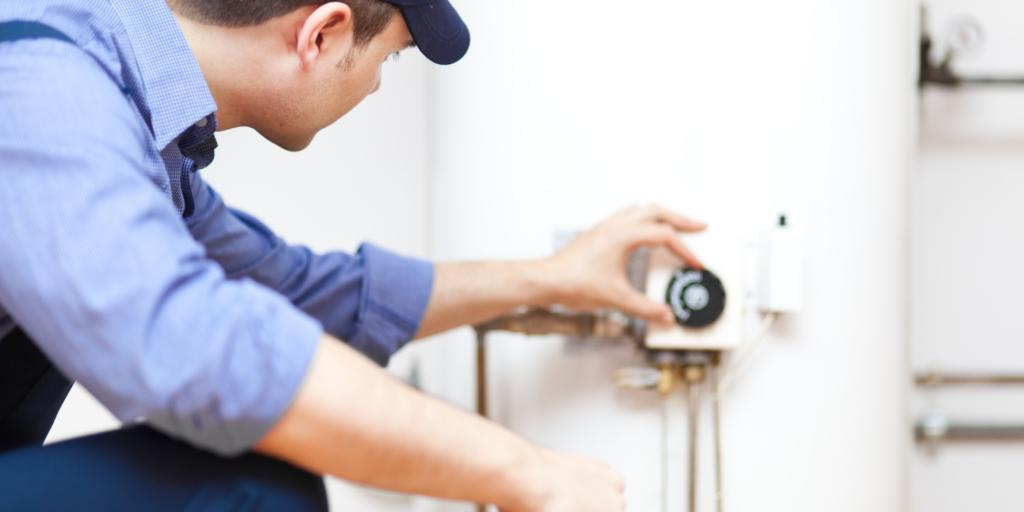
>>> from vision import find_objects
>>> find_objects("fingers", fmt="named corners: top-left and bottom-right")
top-left (599, 462), bottom-right (625, 493)
top-left (615, 283), bottom-right (674, 324)
top-left (525, 450), bottom-right (625, 512)
top-left (628, 204), bottom-right (707, 233)
top-left (626, 224), bottom-right (704, 270)
top-left (663, 232), bottom-right (703, 269)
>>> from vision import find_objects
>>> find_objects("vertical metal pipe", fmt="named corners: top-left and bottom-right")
top-left (476, 331), bottom-right (488, 512)
top-left (661, 392), bottom-right (670, 512)
top-left (687, 380), bottom-right (700, 512)
top-left (476, 332), bottom-right (488, 419)
top-left (711, 360), bottom-right (723, 512)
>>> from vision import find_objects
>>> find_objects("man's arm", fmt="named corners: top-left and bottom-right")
top-left (255, 335), bottom-right (624, 512)
top-left (186, 172), bottom-right (432, 366)
top-left (0, 41), bottom-right (322, 455)
top-left (416, 204), bottom-right (707, 338)
top-left (254, 205), bottom-right (706, 510)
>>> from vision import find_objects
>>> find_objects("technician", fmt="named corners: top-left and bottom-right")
top-left (0, 0), bottom-right (706, 510)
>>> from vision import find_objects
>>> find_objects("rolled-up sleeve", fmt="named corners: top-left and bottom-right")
top-left (186, 174), bottom-right (434, 366)
top-left (0, 41), bottom-right (321, 455)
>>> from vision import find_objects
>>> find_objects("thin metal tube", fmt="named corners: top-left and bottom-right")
top-left (915, 423), bottom-right (1024, 441)
top-left (915, 372), bottom-right (1024, 386)
top-left (476, 331), bottom-right (488, 512)
top-left (687, 381), bottom-right (700, 512)
top-left (959, 77), bottom-right (1024, 86)
top-left (717, 313), bottom-right (777, 399)
top-left (661, 393), bottom-right (670, 512)
top-left (711, 361), bottom-right (723, 512)
top-left (476, 333), bottom-right (488, 418)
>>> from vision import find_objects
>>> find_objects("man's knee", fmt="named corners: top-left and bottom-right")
top-left (154, 428), bottom-right (329, 512)
top-left (0, 426), bottom-right (328, 512)
top-left (187, 464), bottom-right (328, 512)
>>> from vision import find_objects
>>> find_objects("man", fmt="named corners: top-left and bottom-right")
top-left (0, 0), bottom-right (706, 510)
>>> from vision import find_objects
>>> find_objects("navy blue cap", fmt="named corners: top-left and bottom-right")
top-left (380, 0), bottom-right (470, 65)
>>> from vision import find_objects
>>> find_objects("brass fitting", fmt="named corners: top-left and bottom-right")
top-left (657, 362), bottom-right (677, 396)
top-left (682, 363), bottom-right (706, 385)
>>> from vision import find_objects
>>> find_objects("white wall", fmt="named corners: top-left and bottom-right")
top-left (912, 2), bottom-right (1024, 511)
top-left (427, 1), bottom-right (916, 512)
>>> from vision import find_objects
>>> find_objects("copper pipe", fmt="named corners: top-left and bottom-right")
top-left (476, 333), bottom-right (488, 418)
top-left (475, 329), bottom-right (488, 512)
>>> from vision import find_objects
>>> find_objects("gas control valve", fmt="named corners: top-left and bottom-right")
top-left (666, 268), bottom-right (726, 328)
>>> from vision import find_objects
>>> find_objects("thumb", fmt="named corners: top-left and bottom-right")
top-left (615, 285), bottom-right (674, 324)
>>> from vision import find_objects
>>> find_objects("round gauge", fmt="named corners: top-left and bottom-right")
top-left (665, 268), bottom-right (726, 328)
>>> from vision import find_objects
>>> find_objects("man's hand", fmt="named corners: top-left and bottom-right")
top-left (540, 204), bottom-right (707, 325)
top-left (415, 204), bottom-right (706, 338)
top-left (507, 451), bottom-right (625, 512)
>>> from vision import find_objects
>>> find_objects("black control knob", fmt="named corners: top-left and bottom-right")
top-left (665, 269), bottom-right (726, 328)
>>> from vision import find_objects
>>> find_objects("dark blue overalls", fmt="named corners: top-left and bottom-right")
top-left (0, 22), bottom-right (327, 512)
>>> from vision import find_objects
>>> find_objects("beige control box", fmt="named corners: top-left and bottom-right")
top-left (643, 230), bottom-right (744, 351)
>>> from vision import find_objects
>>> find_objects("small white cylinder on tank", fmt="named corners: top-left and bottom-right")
top-left (424, 1), bottom-right (916, 511)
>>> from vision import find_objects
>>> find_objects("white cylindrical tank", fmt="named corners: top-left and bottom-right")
top-left (423, 1), bottom-right (915, 510)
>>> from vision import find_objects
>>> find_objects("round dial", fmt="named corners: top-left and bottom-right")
top-left (665, 268), bottom-right (726, 328)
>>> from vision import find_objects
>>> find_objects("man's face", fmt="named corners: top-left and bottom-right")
top-left (259, 14), bottom-right (414, 151)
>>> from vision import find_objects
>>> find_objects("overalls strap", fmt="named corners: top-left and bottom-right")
top-left (0, 20), bottom-right (73, 45)
top-left (0, 20), bottom-right (78, 454)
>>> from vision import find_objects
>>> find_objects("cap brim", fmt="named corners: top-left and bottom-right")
top-left (399, 1), bottom-right (470, 65)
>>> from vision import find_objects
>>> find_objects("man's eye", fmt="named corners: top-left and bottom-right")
top-left (388, 52), bottom-right (402, 62)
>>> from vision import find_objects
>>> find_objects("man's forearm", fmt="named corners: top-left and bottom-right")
top-left (415, 206), bottom-right (708, 339)
top-left (253, 335), bottom-right (551, 508)
top-left (415, 261), bottom-right (561, 339)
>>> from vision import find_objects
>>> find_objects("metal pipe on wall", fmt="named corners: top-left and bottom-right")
top-left (472, 311), bottom-right (642, 512)
top-left (915, 423), bottom-right (1024, 442)
top-left (915, 372), bottom-right (1024, 386)
top-left (914, 371), bottom-right (1024, 446)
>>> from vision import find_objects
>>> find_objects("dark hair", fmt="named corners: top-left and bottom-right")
top-left (169, 0), bottom-right (399, 46)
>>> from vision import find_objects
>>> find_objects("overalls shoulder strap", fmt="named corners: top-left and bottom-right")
top-left (0, 23), bottom-right (77, 454)
top-left (0, 20), bottom-right (73, 45)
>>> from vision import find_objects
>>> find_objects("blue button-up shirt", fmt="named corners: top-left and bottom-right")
top-left (0, 0), bottom-right (434, 455)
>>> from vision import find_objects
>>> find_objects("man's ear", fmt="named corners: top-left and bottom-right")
top-left (297, 2), bottom-right (354, 70)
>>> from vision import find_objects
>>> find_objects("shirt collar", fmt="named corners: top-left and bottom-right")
top-left (109, 0), bottom-right (217, 151)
